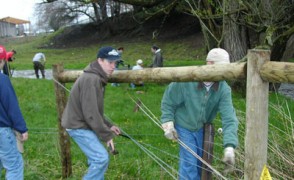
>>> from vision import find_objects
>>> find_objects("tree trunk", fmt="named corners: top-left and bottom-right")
top-left (223, 0), bottom-right (247, 62)
top-left (113, 2), bottom-right (121, 17)
top-left (199, 0), bottom-right (221, 51)
top-left (223, 0), bottom-right (248, 93)
top-left (98, 0), bottom-right (107, 21)
top-left (92, 3), bottom-right (101, 22)
top-left (281, 34), bottom-right (294, 62)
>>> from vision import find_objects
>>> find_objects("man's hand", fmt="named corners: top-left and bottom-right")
top-left (21, 132), bottom-right (29, 141)
top-left (107, 139), bottom-right (118, 155)
top-left (110, 126), bottom-right (121, 135)
top-left (14, 131), bottom-right (28, 153)
top-left (161, 121), bottom-right (178, 141)
top-left (223, 147), bottom-right (235, 174)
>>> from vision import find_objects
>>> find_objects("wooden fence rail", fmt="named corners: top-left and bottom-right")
top-left (53, 49), bottom-right (294, 179)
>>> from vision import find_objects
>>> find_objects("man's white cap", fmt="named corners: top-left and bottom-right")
top-left (206, 48), bottom-right (230, 64)
top-left (137, 59), bottom-right (143, 65)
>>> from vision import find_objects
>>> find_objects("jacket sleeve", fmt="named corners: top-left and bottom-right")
top-left (104, 115), bottom-right (114, 128)
top-left (218, 83), bottom-right (239, 148)
top-left (0, 76), bottom-right (28, 133)
top-left (161, 82), bottom-right (184, 124)
top-left (80, 80), bottom-right (114, 142)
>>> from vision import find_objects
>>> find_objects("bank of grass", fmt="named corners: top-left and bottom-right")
top-left (1, 34), bottom-right (206, 70)
top-left (1, 35), bottom-right (293, 179)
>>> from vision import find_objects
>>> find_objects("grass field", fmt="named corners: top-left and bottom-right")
top-left (1, 35), bottom-right (293, 179)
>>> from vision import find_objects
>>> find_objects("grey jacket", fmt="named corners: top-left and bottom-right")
top-left (62, 61), bottom-right (114, 142)
top-left (150, 49), bottom-right (163, 67)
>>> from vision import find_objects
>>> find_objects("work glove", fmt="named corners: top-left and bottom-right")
top-left (161, 121), bottom-right (178, 141)
top-left (222, 147), bottom-right (235, 174)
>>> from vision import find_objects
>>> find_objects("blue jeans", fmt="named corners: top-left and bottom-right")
top-left (175, 125), bottom-right (203, 180)
top-left (0, 128), bottom-right (24, 180)
top-left (66, 129), bottom-right (109, 180)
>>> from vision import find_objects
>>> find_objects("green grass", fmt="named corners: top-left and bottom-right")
top-left (0, 35), bottom-right (293, 179)
top-left (1, 35), bottom-right (206, 70)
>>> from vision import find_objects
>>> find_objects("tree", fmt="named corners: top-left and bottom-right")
top-left (40, 0), bottom-right (293, 63)
top-left (35, 1), bottom-right (78, 31)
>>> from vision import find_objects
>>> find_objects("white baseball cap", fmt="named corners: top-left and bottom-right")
top-left (206, 48), bottom-right (230, 64)
top-left (137, 59), bottom-right (143, 64)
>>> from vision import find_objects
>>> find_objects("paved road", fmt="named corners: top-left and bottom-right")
top-left (278, 83), bottom-right (294, 100)
top-left (12, 69), bottom-right (53, 80)
top-left (11, 70), bottom-right (294, 100)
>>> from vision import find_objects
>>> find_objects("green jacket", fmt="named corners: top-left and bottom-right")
top-left (161, 81), bottom-right (238, 148)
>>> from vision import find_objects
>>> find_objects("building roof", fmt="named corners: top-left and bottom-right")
top-left (0, 17), bottom-right (30, 24)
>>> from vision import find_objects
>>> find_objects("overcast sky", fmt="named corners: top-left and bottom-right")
top-left (0, 0), bottom-right (42, 21)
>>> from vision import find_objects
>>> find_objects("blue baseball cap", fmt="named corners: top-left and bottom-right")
top-left (97, 46), bottom-right (121, 61)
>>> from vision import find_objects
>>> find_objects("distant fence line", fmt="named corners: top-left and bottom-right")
top-left (53, 49), bottom-right (294, 179)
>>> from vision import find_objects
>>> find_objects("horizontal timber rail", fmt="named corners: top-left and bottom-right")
top-left (56, 62), bottom-right (247, 83)
top-left (260, 61), bottom-right (294, 83)
top-left (56, 61), bottom-right (294, 84)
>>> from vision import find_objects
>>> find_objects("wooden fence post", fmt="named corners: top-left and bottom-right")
top-left (52, 64), bottom-right (72, 178)
top-left (245, 49), bottom-right (270, 179)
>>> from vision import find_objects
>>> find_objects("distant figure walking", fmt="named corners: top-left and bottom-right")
top-left (149, 45), bottom-right (163, 68)
top-left (32, 52), bottom-right (46, 79)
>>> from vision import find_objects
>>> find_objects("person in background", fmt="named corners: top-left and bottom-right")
top-left (149, 45), bottom-right (163, 68)
top-left (160, 48), bottom-right (238, 180)
top-left (6, 49), bottom-right (16, 62)
top-left (117, 47), bottom-right (124, 56)
top-left (112, 47), bottom-right (124, 87)
top-left (32, 52), bottom-right (46, 79)
top-left (3, 49), bottom-right (16, 76)
top-left (116, 47), bottom-right (125, 68)
top-left (62, 46), bottom-right (122, 179)
top-left (130, 59), bottom-right (144, 89)
top-left (0, 45), bottom-right (29, 180)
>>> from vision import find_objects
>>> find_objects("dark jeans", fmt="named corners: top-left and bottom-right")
top-left (33, 61), bottom-right (45, 79)
top-left (3, 62), bottom-right (11, 76)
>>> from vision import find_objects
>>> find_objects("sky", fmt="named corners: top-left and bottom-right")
top-left (0, 0), bottom-right (42, 22)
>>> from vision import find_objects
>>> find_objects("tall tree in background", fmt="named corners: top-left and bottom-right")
top-left (35, 1), bottom-right (81, 31)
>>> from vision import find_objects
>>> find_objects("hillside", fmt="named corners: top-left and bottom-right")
top-left (49, 12), bottom-right (203, 49)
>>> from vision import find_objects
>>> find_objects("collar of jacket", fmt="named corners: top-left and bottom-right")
top-left (198, 82), bottom-right (219, 91)
top-left (83, 60), bottom-right (108, 85)
top-left (155, 49), bottom-right (161, 53)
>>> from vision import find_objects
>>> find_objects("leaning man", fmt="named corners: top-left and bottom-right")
top-left (161, 48), bottom-right (239, 180)
top-left (62, 46), bottom-right (121, 180)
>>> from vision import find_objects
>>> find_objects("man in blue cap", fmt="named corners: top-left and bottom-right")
top-left (62, 46), bottom-right (121, 179)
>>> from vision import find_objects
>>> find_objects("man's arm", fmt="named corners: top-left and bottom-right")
top-left (0, 75), bottom-right (28, 133)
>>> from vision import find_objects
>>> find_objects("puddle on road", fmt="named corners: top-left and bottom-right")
top-left (11, 69), bottom-right (53, 80)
